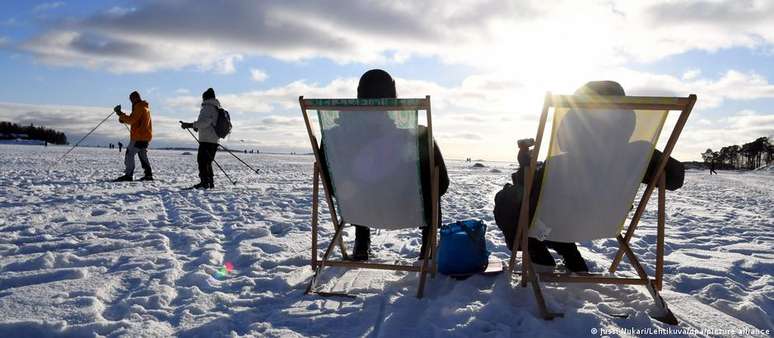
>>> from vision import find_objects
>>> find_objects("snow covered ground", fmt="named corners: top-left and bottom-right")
top-left (0, 144), bottom-right (771, 337)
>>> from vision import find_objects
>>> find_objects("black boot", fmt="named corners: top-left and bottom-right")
top-left (351, 225), bottom-right (370, 261)
top-left (139, 175), bottom-right (154, 181)
top-left (207, 177), bottom-right (214, 189)
top-left (189, 181), bottom-right (208, 189)
top-left (546, 241), bottom-right (589, 273)
top-left (528, 238), bottom-right (556, 267)
top-left (113, 175), bottom-right (133, 182)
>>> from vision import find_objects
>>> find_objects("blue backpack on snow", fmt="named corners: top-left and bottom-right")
top-left (437, 219), bottom-right (490, 276)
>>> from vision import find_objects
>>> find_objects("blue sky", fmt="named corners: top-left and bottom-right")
top-left (1, 1), bottom-right (773, 160)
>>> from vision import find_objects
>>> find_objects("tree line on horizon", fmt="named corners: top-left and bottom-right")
top-left (702, 136), bottom-right (773, 170)
top-left (0, 121), bottom-right (68, 145)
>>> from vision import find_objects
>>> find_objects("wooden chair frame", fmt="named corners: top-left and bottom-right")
top-left (299, 96), bottom-right (440, 298)
top-left (507, 93), bottom-right (697, 322)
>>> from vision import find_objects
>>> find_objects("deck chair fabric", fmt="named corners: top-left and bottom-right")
top-left (300, 97), bottom-right (440, 299)
top-left (531, 105), bottom-right (668, 242)
top-left (509, 93), bottom-right (696, 324)
top-left (318, 109), bottom-right (426, 230)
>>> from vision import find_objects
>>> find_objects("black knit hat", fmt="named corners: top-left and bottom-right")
top-left (202, 88), bottom-right (216, 100)
top-left (574, 81), bottom-right (625, 96)
top-left (357, 69), bottom-right (396, 99)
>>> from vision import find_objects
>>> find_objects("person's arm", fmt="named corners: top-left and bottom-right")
top-left (118, 104), bottom-right (142, 125)
top-left (434, 142), bottom-right (450, 195)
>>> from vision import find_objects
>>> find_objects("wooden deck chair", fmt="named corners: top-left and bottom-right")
top-left (299, 96), bottom-right (441, 298)
top-left (507, 93), bottom-right (697, 324)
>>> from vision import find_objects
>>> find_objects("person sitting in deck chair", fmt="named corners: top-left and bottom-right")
top-left (496, 80), bottom-right (686, 272)
top-left (495, 81), bottom-right (627, 272)
top-left (319, 69), bottom-right (450, 261)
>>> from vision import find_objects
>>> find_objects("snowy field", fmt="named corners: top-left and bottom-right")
top-left (0, 144), bottom-right (772, 337)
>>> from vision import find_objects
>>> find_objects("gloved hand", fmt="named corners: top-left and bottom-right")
top-left (180, 121), bottom-right (194, 129)
top-left (114, 105), bottom-right (123, 115)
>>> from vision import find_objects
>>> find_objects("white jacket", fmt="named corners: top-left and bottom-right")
top-left (193, 98), bottom-right (221, 144)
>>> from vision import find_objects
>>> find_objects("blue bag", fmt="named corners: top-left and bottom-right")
top-left (438, 219), bottom-right (490, 276)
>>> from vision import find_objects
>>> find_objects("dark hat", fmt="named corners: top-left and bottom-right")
top-left (574, 81), bottom-right (625, 96)
top-left (202, 88), bottom-right (216, 100)
top-left (357, 69), bottom-right (396, 99)
top-left (129, 91), bottom-right (141, 101)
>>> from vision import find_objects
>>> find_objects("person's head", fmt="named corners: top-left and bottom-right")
top-left (357, 69), bottom-right (396, 99)
top-left (573, 81), bottom-right (625, 96)
top-left (129, 91), bottom-right (141, 104)
top-left (202, 88), bottom-right (216, 101)
top-left (557, 81), bottom-right (635, 153)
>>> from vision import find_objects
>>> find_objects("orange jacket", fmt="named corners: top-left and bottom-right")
top-left (119, 101), bottom-right (152, 141)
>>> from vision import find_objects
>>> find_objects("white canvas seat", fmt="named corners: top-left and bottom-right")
top-left (531, 104), bottom-right (668, 242)
top-left (299, 97), bottom-right (440, 298)
top-left (318, 109), bottom-right (426, 229)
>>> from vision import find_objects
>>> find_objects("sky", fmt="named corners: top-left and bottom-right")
top-left (1, 0), bottom-right (774, 161)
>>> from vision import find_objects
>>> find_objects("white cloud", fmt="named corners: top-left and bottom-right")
top-left (164, 67), bottom-right (774, 160)
top-left (677, 110), bottom-right (774, 158)
top-left (250, 68), bottom-right (268, 82)
top-left (595, 68), bottom-right (774, 111)
top-left (682, 69), bottom-right (702, 80)
top-left (4, 65), bottom-right (774, 160)
top-left (33, 2), bottom-right (65, 13)
top-left (16, 0), bottom-right (774, 77)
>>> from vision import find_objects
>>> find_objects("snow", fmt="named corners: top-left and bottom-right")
top-left (754, 163), bottom-right (774, 173)
top-left (0, 144), bottom-right (772, 337)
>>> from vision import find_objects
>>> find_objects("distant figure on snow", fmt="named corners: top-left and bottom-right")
top-left (180, 88), bottom-right (221, 189)
top-left (113, 91), bottom-right (154, 182)
top-left (118, 141), bottom-right (123, 153)
top-left (709, 160), bottom-right (717, 175)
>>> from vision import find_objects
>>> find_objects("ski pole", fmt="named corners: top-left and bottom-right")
top-left (184, 128), bottom-right (237, 186)
top-left (50, 110), bottom-right (115, 169)
top-left (217, 144), bottom-right (261, 174)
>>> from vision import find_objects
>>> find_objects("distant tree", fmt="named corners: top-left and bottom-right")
top-left (701, 148), bottom-right (714, 166)
top-left (767, 138), bottom-right (774, 165)
top-left (0, 121), bottom-right (68, 144)
top-left (719, 146), bottom-right (730, 169)
top-left (727, 145), bottom-right (741, 169)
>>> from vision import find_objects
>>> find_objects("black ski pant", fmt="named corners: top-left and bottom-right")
top-left (197, 142), bottom-right (218, 184)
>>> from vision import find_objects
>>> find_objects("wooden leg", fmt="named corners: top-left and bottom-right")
top-left (432, 221), bottom-right (440, 277)
top-left (306, 220), bottom-right (346, 294)
top-left (520, 224), bottom-right (529, 287)
top-left (417, 224), bottom-right (433, 298)
top-left (507, 225), bottom-right (523, 275)
top-left (311, 163), bottom-right (320, 269)
top-left (656, 175), bottom-right (665, 291)
top-left (323, 192), bottom-right (348, 260)
top-left (417, 252), bottom-right (430, 298)
top-left (609, 170), bottom-right (662, 273)
top-left (526, 258), bottom-right (562, 320)
top-left (418, 167), bottom-right (440, 297)
top-left (431, 167), bottom-right (440, 278)
top-left (617, 235), bottom-right (678, 324)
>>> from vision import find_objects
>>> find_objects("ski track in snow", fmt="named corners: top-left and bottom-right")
top-left (0, 144), bottom-right (772, 337)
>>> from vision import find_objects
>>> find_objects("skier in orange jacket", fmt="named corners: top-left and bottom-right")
top-left (113, 91), bottom-right (154, 182)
